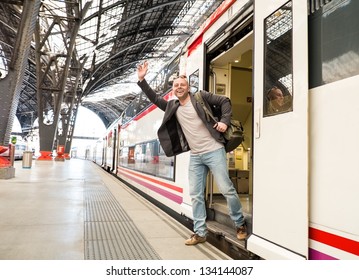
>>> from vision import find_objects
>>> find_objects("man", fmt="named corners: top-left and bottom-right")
top-left (137, 61), bottom-right (247, 245)
top-left (267, 86), bottom-right (292, 114)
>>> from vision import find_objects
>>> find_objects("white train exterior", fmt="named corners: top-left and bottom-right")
top-left (94, 0), bottom-right (359, 260)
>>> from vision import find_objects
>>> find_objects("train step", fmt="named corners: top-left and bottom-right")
top-left (206, 220), bottom-right (246, 250)
top-left (208, 201), bottom-right (252, 228)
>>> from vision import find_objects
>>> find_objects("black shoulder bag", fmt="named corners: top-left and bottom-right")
top-left (194, 91), bottom-right (244, 153)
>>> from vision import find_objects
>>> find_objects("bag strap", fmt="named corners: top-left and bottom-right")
top-left (194, 91), bottom-right (218, 123)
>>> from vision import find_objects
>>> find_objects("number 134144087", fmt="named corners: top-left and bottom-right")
top-left (199, 266), bottom-right (253, 276)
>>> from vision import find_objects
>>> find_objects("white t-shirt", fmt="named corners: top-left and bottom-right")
top-left (176, 101), bottom-right (223, 154)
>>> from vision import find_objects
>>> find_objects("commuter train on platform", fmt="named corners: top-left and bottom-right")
top-left (91, 0), bottom-right (359, 260)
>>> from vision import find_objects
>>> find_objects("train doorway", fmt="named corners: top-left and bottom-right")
top-left (203, 0), bottom-right (308, 260)
top-left (203, 11), bottom-right (254, 252)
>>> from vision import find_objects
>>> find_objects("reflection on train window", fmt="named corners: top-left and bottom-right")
top-left (264, 1), bottom-right (293, 117)
top-left (309, 0), bottom-right (359, 87)
top-left (107, 130), bottom-right (113, 147)
top-left (189, 70), bottom-right (199, 94)
top-left (119, 140), bottom-right (175, 181)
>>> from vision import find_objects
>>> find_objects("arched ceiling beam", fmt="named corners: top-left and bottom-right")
top-left (109, 0), bottom-right (192, 31)
top-left (87, 56), bottom-right (166, 94)
top-left (82, 0), bottom-right (191, 26)
top-left (84, 34), bottom-right (188, 95)
top-left (95, 25), bottom-right (183, 50)
top-left (82, 0), bottom-right (127, 24)
top-left (81, 102), bottom-right (120, 127)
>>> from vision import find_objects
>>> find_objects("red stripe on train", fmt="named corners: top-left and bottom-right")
top-left (309, 227), bottom-right (359, 256)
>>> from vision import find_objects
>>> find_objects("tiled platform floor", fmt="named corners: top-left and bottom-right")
top-left (0, 159), bottom-right (231, 260)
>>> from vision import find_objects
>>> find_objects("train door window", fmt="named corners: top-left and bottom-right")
top-left (128, 146), bottom-right (135, 166)
top-left (107, 130), bottom-right (113, 147)
top-left (264, 1), bottom-right (294, 117)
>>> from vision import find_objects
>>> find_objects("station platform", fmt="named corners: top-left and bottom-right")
top-left (0, 159), bottom-right (231, 260)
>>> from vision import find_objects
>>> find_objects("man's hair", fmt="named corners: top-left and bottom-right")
top-left (173, 75), bottom-right (188, 85)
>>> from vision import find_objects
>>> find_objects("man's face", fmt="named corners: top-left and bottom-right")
top-left (270, 88), bottom-right (284, 106)
top-left (172, 77), bottom-right (189, 100)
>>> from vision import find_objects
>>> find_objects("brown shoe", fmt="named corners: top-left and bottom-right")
top-left (236, 225), bottom-right (247, 240)
top-left (185, 234), bottom-right (206, 245)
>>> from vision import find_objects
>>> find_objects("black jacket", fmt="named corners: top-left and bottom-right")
top-left (137, 79), bottom-right (232, 157)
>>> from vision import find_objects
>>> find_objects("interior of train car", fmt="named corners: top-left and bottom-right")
top-left (197, 13), bottom-right (255, 252)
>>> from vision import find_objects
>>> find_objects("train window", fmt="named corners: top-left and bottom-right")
top-left (119, 140), bottom-right (175, 181)
top-left (128, 146), bottom-right (135, 165)
top-left (137, 93), bottom-right (151, 114)
top-left (157, 143), bottom-right (175, 181)
top-left (189, 70), bottom-right (199, 94)
top-left (309, 0), bottom-right (359, 87)
top-left (119, 147), bottom-right (129, 167)
top-left (123, 102), bottom-right (136, 123)
top-left (263, 1), bottom-right (293, 117)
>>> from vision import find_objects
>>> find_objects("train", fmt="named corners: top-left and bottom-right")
top-left (0, 136), bottom-right (27, 160)
top-left (90, 0), bottom-right (359, 260)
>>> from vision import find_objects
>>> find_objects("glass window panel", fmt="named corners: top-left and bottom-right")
top-left (264, 1), bottom-right (293, 117)
top-left (309, 0), bottom-right (359, 87)
top-left (119, 140), bottom-right (174, 181)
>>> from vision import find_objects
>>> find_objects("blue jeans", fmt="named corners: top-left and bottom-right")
top-left (188, 147), bottom-right (245, 237)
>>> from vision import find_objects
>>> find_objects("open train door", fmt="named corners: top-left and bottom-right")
top-left (248, 0), bottom-right (308, 259)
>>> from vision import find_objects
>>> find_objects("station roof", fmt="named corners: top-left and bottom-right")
top-left (0, 0), bottom-right (224, 130)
